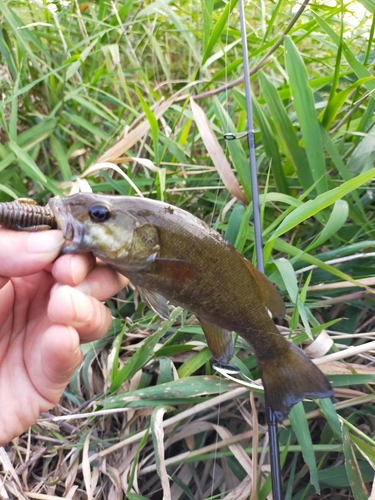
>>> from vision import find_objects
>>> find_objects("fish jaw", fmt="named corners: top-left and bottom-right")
top-left (48, 197), bottom-right (88, 253)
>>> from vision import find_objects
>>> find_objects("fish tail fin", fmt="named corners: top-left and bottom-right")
top-left (258, 344), bottom-right (333, 421)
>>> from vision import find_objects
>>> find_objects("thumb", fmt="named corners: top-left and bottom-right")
top-left (0, 229), bottom-right (65, 277)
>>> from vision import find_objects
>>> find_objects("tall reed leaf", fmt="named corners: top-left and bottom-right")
top-left (234, 89), bottom-right (288, 193)
top-left (269, 168), bottom-right (375, 241)
top-left (314, 13), bottom-right (375, 97)
top-left (201, 0), bottom-right (214, 50)
top-left (259, 73), bottom-right (313, 192)
top-left (284, 37), bottom-right (328, 195)
top-left (342, 426), bottom-right (369, 500)
top-left (305, 199), bottom-right (348, 252)
top-left (201, 0), bottom-right (238, 64)
top-left (289, 403), bottom-right (320, 493)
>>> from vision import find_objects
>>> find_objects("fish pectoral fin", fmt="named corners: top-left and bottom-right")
top-left (242, 259), bottom-right (285, 320)
top-left (198, 318), bottom-right (234, 364)
top-left (152, 258), bottom-right (199, 281)
top-left (137, 286), bottom-right (170, 320)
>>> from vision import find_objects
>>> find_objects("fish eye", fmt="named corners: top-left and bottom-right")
top-left (88, 205), bottom-right (111, 223)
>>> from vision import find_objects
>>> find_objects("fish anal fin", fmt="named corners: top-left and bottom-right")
top-left (137, 286), bottom-right (170, 320)
top-left (198, 318), bottom-right (234, 364)
top-left (152, 258), bottom-right (199, 281)
top-left (242, 259), bottom-right (285, 320)
top-left (258, 344), bottom-right (333, 421)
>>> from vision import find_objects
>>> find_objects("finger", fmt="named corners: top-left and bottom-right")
top-left (51, 253), bottom-right (96, 286)
top-left (36, 325), bottom-right (83, 404)
top-left (74, 262), bottom-right (129, 301)
top-left (0, 324), bottom-right (83, 445)
top-left (0, 229), bottom-right (64, 278)
top-left (48, 285), bottom-right (113, 342)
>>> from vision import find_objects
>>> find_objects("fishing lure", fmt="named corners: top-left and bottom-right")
top-left (0, 198), bottom-right (57, 231)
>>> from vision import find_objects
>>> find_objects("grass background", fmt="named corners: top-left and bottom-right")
top-left (1, 0), bottom-right (375, 498)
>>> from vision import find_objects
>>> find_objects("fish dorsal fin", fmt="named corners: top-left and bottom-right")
top-left (137, 286), bottom-right (170, 320)
top-left (242, 258), bottom-right (285, 320)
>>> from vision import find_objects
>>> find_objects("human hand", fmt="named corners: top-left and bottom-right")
top-left (0, 229), bottom-right (128, 445)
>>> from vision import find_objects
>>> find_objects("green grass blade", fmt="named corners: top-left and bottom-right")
top-left (357, 0), bottom-right (375, 12)
top-left (318, 398), bottom-right (341, 441)
top-left (0, 0), bottom-right (46, 71)
top-left (269, 168), bottom-right (375, 241)
top-left (234, 202), bottom-right (253, 253)
top-left (127, 427), bottom-right (150, 495)
top-left (350, 433), bottom-right (375, 469)
top-left (314, 13), bottom-right (375, 96)
top-left (18, 118), bottom-right (59, 150)
top-left (342, 426), bottom-right (369, 500)
top-left (63, 112), bottom-right (109, 141)
top-left (154, 0), bottom-right (200, 62)
top-left (105, 376), bottom-right (235, 407)
top-left (8, 141), bottom-right (47, 184)
top-left (109, 308), bottom-right (182, 392)
top-left (136, 88), bottom-right (160, 166)
top-left (201, 0), bottom-right (214, 50)
top-left (305, 199), bottom-right (348, 252)
top-left (225, 203), bottom-right (246, 245)
top-left (321, 77), bottom-right (374, 129)
top-left (234, 89), bottom-right (288, 193)
top-left (0, 27), bottom-right (17, 79)
top-left (259, 72), bottom-right (313, 192)
top-left (284, 37), bottom-right (328, 195)
top-left (0, 184), bottom-right (18, 198)
top-left (289, 402), bottom-right (320, 493)
top-left (320, 128), bottom-right (366, 223)
top-left (272, 237), bottom-right (375, 289)
top-left (272, 258), bottom-right (298, 300)
top-left (201, 0), bottom-right (238, 64)
top-left (50, 135), bottom-right (72, 182)
top-left (264, 0), bottom-right (285, 41)
top-left (347, 122), bottom-right (375, 176)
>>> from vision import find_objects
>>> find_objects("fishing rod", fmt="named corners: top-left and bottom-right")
top-left (236, 0), bottom-right (283, 498)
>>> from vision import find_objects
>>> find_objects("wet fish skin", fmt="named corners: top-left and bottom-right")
top-left (49, 193), bottom-right (333, 420)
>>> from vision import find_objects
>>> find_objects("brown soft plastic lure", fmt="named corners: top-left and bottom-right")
top-left (46, 193), bottom-right (333, 420)
top-left (0, 198), bottom-right (57, 231)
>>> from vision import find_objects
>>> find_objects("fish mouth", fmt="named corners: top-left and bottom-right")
top-left (48, 197), bottom-right (86, 253)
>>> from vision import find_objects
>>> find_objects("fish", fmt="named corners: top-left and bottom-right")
top-left (49, 193), bottom-right (333, 420)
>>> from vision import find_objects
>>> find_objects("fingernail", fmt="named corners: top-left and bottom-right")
top-left (72, 291), bottom-right (93, 323)
top-left (66, 326), bottom-right (81, 355)
top-left (28, 231), bottom-right (64, 254)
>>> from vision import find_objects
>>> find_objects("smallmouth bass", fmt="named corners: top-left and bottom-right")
top-left (49, 193), bottom-right (333, 420)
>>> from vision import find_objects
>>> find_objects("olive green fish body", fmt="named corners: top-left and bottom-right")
top-left (49, 193), bottom-right (333, 420)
